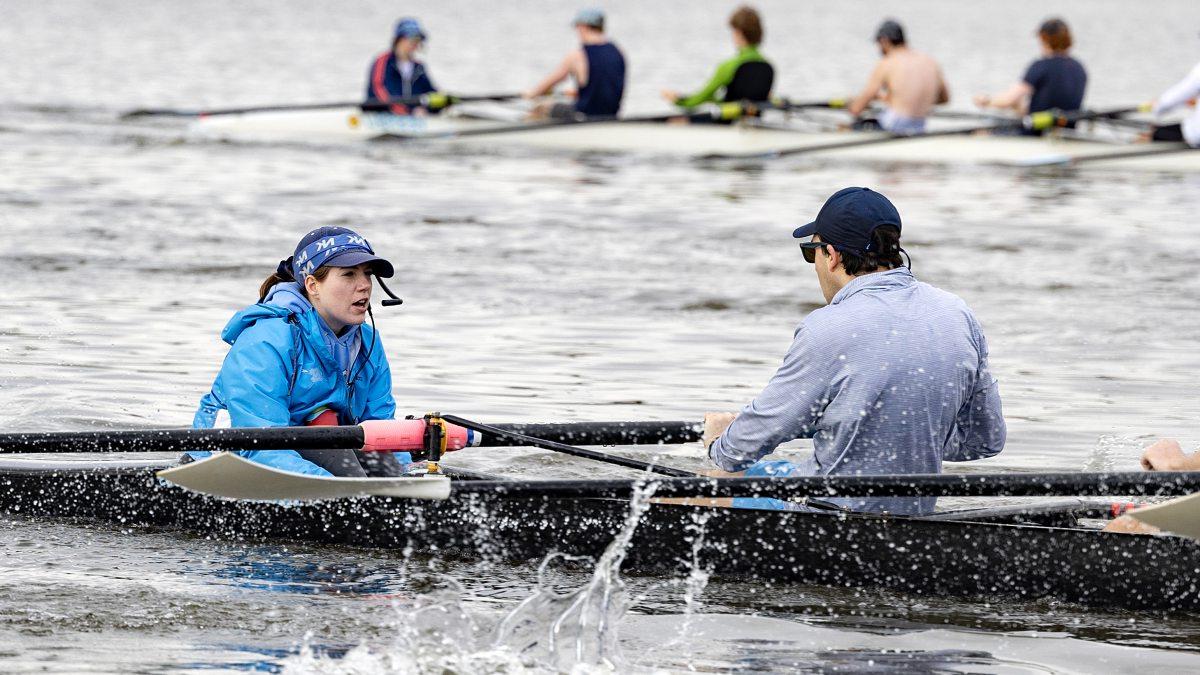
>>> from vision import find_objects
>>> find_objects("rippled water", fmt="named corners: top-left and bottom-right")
top-left (4, 0), bottom-right (1200, 672)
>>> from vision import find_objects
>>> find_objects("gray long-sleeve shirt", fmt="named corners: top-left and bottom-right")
top-left (709, 267), bottom-right (1006, 515)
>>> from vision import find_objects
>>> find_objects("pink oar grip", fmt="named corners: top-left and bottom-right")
top-left (359, 419), bottom-right (473, 452)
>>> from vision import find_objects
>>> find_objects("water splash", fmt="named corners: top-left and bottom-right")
top-left (282, 482), bottom-right (661, 674)
top-left (492, 481), bottom-right (659, 671)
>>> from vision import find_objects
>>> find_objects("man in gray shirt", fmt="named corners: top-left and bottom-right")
top-left (704, 187), bottom-right (1006, 515)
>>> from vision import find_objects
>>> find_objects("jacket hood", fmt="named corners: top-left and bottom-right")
top-left (221, 282), bottom-right (364, 375)
top-left (220, 282), bottom-right (316, 345)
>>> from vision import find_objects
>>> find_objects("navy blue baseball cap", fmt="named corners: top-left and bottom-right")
top-left (792, 187), bottom-right (902, 252)
top-left (394, 17), bottom-right (427, 41)
top-left (290, 226), bottom-right (394, 280)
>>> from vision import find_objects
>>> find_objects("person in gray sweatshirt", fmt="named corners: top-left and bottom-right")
top-left (704, 187), bottom-right (1006, 515)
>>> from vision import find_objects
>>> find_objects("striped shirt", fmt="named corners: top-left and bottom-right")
top-left (709, 267), bottom-right (1006, 515)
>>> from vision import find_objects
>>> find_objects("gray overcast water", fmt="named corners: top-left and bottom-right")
top-left (3, 0), bottom-right (1200, 672)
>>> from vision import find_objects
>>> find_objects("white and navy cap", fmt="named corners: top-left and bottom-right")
top-left (288, 226), bottom-right (395, 280)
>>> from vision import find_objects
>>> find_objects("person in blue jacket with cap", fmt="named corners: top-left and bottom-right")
top-left (366, 17), bottom-right (438, 115)
top-left (189, 226), bottom-right (411, 477)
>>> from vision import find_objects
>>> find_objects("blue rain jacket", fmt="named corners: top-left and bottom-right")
top-left (191, 285), bottom-right (398, 476)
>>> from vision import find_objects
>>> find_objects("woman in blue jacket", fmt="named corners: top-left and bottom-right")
top-left (190, 226), bottom-right (409, 477)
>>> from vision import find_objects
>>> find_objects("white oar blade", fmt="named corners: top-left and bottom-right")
top-left (1128, 492), bottom-right (1200, 540)
top-left (157, 452), bottom-right (450, 502)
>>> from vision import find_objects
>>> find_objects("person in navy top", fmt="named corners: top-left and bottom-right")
top-left (523, 8), bottom-right (626, 120)
top-left (974, 18), bottom-right (1086, 133)
top-left (365, 18), bottom-right (438, 115)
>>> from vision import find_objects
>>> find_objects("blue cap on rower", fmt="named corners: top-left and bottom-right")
top-left (571, 7), bottom-right (605, 29)
top-left (289, 226), bottom-right (395, 280)
top-left (394, 17), bottom-right (427, 41)
top-left (875, 19), bottom-right (905, 44)
top-left (792, 187), bottom-right (902, 252)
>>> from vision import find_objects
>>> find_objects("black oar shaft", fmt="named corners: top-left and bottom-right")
top-left (453, 472), bottom-right (1200, 500)
top-left (443, 415), bottom-right (695, 477)
top-left (487, 421), bottom-right (700, 447)
top-left (0, 420), bottom-right (700, 454)
top-left (0, 426), bottom-right (365, 454)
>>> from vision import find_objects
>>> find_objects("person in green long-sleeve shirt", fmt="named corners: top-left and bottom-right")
top-left (661, 6), bottom-right (774, 111)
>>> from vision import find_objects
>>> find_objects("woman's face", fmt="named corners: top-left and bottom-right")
top-left (306, 263), bottom-right (373, 334)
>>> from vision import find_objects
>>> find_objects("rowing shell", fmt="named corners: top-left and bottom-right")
top-left (156, 452), bottom-right (450, 501)
top-left (188, 108), bottom-right (1200, 171)
top-left (5, 459), bottom-right (1200, 611)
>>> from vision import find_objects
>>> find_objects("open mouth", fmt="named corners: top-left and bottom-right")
top-left (352, 298), bottom-right (369, 310)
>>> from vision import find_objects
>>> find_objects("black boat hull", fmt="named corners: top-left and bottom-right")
top-left (2, 465), bottom-right (1198, 612)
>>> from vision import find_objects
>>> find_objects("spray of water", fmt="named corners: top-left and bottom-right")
top-left (281, 481), bottom-right (664, 674)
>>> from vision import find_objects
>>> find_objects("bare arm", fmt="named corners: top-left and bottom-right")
top-left (525, 50), bottom-right (586, 98)
top-left (935, 67), bottom-right (950, 105)
top-left (974, 82), bottom-right (1031, 112)
top-left (848, 61), bottom-right (887, 117)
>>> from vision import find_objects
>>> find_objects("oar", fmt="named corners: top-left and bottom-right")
top-left (1009, 141), bottom-right (1195, 168)
top-left (0, 419), bottom-right (701, 454)
top-left (440, 414), bottom-right (695, 477)
top-left (369, 110), bottom-right (689, 141)
top-left (1023, 104), bottom-right (1151, 133)
top-left (700, 121), bottom-right (1015, 161)
top-left (121, 93), bottom-right (522, 119)
top-left (454, 471), bottom-right (1200, 500)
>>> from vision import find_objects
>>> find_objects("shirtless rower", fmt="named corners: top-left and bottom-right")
top-left (847, 19), bottom-right (949, 135)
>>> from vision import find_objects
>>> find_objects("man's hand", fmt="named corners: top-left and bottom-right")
top-left (702, 412), bottom-right (738, 451)
top-left (1141, 439), bottom-right (1200, 471)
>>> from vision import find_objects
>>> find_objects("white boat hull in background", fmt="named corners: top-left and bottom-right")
top-left (190, 109), bottom-right (1200, 171)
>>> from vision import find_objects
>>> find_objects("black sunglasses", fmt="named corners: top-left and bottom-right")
top-left (798, 241), bottom-right (830, 264)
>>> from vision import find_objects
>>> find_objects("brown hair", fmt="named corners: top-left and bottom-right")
top-left (258, 265), bottom-right (331, 302)
top-left (839, 226), bottom-right (903, 276)
top-left (729, 6), bottom-right (763, 46)
top-left (1039, 18), bottom-right (1072, 53)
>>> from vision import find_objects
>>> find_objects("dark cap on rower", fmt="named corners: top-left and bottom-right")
top-left (792, 187), bottom-right (902, 252)
top-left (875, 19), bottom-right (905, 44)
top-left (572, 7), bottom-right (605, 29)
top-left (394, 17), bottom-right (427, 41)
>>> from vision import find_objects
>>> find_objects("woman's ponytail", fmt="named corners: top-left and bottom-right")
top-left (258, 257), bottom-right (297, 302)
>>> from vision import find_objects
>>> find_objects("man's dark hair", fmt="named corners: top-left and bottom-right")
top-left (837, 226), bottom-right (903, 276)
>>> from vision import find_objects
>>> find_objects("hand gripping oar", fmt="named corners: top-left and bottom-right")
top-left (454, 471), bottom-right (1200, 501)
top-left (0, 419), bottom-right (701, 454)
top-left (121, 93), bottom-right (523, 119)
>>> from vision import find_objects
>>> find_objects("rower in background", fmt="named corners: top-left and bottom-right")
top-left (974, 18), bottom-right (1087, 132)
top-left (703, 187), bottom-right (1006, 515)
top-left (523, 8), bottom-right (626, 120)
top-left (847, 19), bottom-right (949, 135)
top-left (189, 227), bottom-right (411, 478)
top-left (366, 17), bottom-right (438, 115)
top-left (660, 6), bottom-right (774, 118)
top-left (1148, 59), bottom-right (1200, 146)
